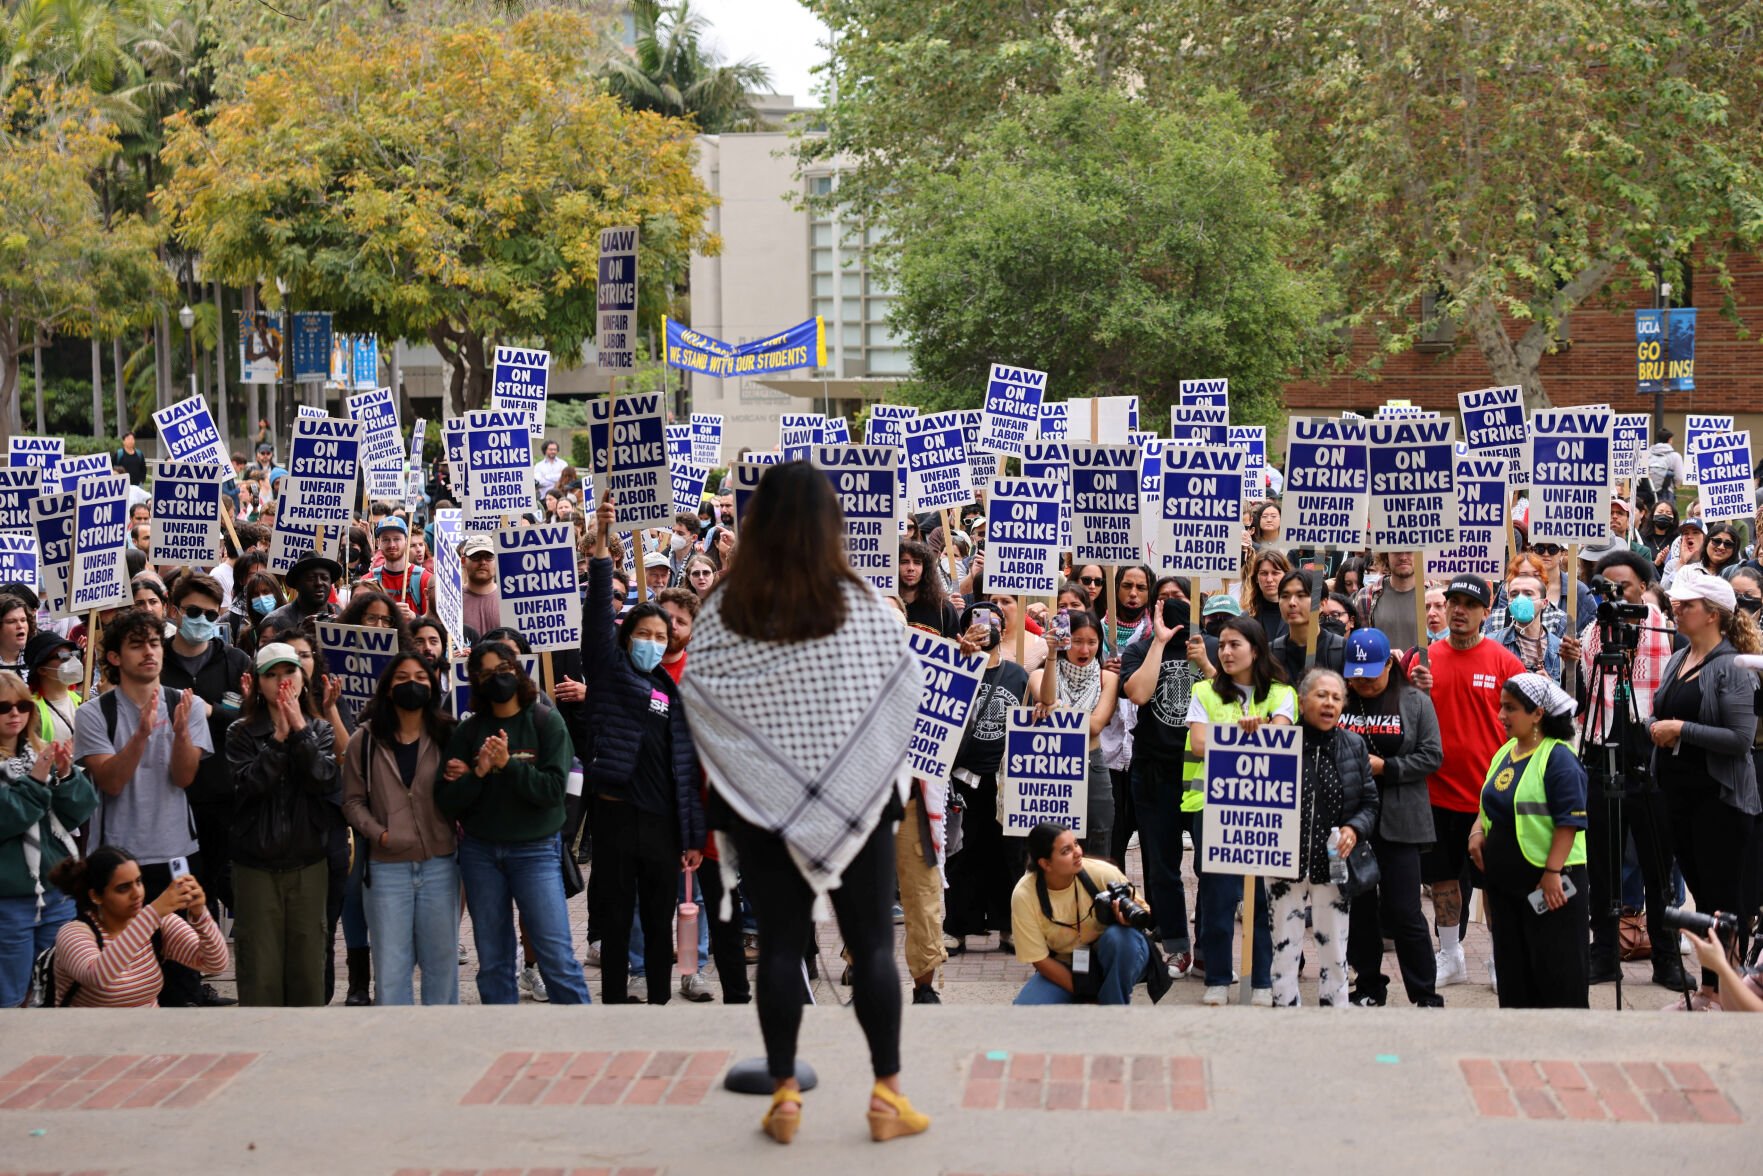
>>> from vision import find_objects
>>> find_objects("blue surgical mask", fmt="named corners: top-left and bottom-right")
top-left (629, 639), bottom-right (666, 673)
top-left (1508, 595), bottom-right (1537, 625)
top-left (251, 594), bottom-right (276, 616)
top-left (179, 615), bottom-right (219, 644)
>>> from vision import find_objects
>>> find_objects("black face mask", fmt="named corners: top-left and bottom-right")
top-left (391, 681), bottom-right (432, 711)
top-left (1203, 617), bottom-right (1229, 638)
top-left (480, 670), bottom-right (518, 704)
top-left (1319, 614), bottom-right (1348, 637)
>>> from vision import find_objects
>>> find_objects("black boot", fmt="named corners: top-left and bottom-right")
top-left (1650, 950), bottom-right (1694, 992)
top-left (1588, 943), bottom-right (1621, 985)
top-left (345, 947), bottom-right (373, 1006)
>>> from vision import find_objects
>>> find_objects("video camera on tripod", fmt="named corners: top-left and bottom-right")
top-left (1587, 575), bottom-right (1652, 660)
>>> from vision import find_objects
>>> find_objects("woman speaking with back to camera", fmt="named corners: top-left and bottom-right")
top-left (677, 463), bottom-right (930, 1146)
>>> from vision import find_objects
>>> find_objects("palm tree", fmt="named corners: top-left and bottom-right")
top-left (603, 0), bottom-right (775, 133)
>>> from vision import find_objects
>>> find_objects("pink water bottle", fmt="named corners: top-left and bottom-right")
top-left (676, 867), bottom-right (700, 976)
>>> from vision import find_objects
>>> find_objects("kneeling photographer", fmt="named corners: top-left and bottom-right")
top-left (1010, 821), bottom-right (1161, 1005)
top-left (1674, 908), bottom-right (1763, 1012)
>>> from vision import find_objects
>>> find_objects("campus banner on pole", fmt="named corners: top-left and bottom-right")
top-left (32, 492), bottom-right (73, 617)
top-left (1527, 409), bottom-right (1612, 546)
top-left (978, 364), bottom-right (1046, 458)
top-left (904, 411), bottom-right (974, 513)
top-left (238, 311), bottom-right (282, 384)
top-left (904, 630), bottom-right (986, 783)
top-left (1427, 450), bottom-right (1506, 577)
top-left (496, 523), bottom-right (581, 652)
top-left (1001, 707), bottom-right (1089, 836)
top-left (431, 509), bottom-right (465, 655)
top-left (491, 346), bottom-right (551, 442)
top-left (814, 445), bottom-right (899, 595)
top-left (0, 533), bottom-right (37, 595)
top-left (985, 478), bottom-right (1063, 595)
top-left (1179, 378), bottom-right (1229, 409)
top-left (149, 462), bottom-right (224, 568)
top-left (280, 416), bottom-right (362, 532)
top-left (0, 468), bottom-right (40, 532)
top-left (290, 312), bottom-right (333, 383)
top-left (689, 413), bottom-right (724, 466)
top-left (597, 226), bottom-right (638, 372)
top-left (154, 394), bottom-right (230, 470)
top-left (462, 408), bottom-right (536, 526)
top-left (1159, 446), bottom-right (1246, 577)
top-left (317, 621), bottom-right (401, 728)
top-left (1201, 723), bottom-right (1303, 879)
top-left (1367, 417), bottom-right (1458, 552)
top-left (1690, 431), bottom-right (1755, 523)
top-left (586, 391), bottom-right (670, 531)
top-left (1635, 307), bottom-right (1696, 393)
top-left (71, 475), bottom-right (129, 613)
top-left (1682, 414), bottom-right (1733, 486)
top-left (1070, 444), bottom-right (1142, 566)
top-left (1282, 417), bottom-right (1369, 550)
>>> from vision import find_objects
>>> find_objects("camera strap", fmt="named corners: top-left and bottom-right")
top-left (1036, 867), bottom-right (1103, 925)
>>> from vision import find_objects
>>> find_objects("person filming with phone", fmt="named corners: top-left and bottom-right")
top-left (1467, 672), bottom-right (1590, 1008)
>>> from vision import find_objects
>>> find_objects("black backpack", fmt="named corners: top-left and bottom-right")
top-left (30, 913), bottom-right (163, 1007)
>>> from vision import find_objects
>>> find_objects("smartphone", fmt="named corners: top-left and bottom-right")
top-left (1050, 609), bottom-right (1071, 643)
top-left (979, 610), bottom-right (1001, 632)
top-left (168, 856), bottom-right (192, 881)
top-left (1527, 874), bottom-right (1576, 914)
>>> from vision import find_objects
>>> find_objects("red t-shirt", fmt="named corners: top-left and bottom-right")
top-left (662, 651), bottom-right (687, 685)
top-left (1425, 636), bottom-right (1526, 813)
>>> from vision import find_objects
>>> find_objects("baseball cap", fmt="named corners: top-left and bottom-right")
top-left (256, 441), bottom-right (273, 455)
top-left (1343, 628), bottom-right (1391, 678)
top-left (1667, 567), bottom-right (1737, 612)
top-left (459, 534), bottom-right (494, 558)
top-left (255, 642), bottom-right (302, 675)
top-left (643, 551), bottom-right (672, 570)
top-left (1679, 516), bottom-right (1706, 534)
top-left (376, 516), bottom-right (408, 536)
top-left (1201, 595), bottom-right (1242, 618)
top-left (1444, 574), bottom-right (1492, 609)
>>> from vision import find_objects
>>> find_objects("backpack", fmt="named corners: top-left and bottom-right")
top-left (29, 914), bottom-right (163, 1007)
top-left (1646, 450), bottom-right (1677, 496)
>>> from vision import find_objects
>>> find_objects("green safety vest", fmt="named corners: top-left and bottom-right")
top-left (1180, 679), bottom-right (1298, 814)
top-left (1478, 737), bottom-right (1587, 869)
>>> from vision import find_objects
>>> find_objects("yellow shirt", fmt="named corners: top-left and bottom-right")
top-left (1009, 859), bottom-right (1138, 965)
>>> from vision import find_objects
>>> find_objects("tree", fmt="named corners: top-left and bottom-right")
top-left (1159, 0), bottom-right (1763, 409)
top-left (603, 0), bottom-right (775, 132)
top-left (158, 10), bottom-right (718, 412)
top-left (884, 85), bottom-right (1334, 426)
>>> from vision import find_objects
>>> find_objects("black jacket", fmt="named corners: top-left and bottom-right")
top-left (1296, 723), bottom-right (1380, 882)
top-left (160, 638), bottom-right (253, 807)
top-left (226, 713), bottom-right (342, 870)
top-left (583, 556), bottom-right (705, 850)
top-left (1270, 628), bottom-right (1345, 685)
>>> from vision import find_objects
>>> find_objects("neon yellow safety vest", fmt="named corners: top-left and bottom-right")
top-left (1478, 737), bottom-right (1587, 869)
top-left (1180, 679), bottom-right (1298, 814)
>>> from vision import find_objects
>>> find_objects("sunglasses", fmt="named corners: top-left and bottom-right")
top-left (1531, 544), bottom-right (1563, 556)
top-left (1078, 576), bottom-right (1104, 587)
top-left (0, 701), bottom-right (26, 716)
top-left (1709, 538), bottom-right (1736, 549)
top-left (181, 607), bottom-right (221, 621)
top-left (466, 551), bottom-right (495, 561)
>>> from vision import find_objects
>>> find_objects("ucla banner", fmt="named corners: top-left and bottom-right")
top-left (1635, 307), bottom-right (1696, 393)
top-left (663, 316), bottom-right (826, 377)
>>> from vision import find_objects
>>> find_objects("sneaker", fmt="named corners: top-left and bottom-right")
top-left (912, 984), bottom-right (941, 1005)
top-left (1201, 985), bottom-right (1229, 1006)
top-left (582, 943), bottom-right (602, 968)
top-left (891, 903), bottom-right (905, 924)
top-left (1433, 948), bottom-right (1469, 987)
top-left (1166, 951), bottom-right (1193, 980)
top-left (1250, 988), bottom-right (1272, 1008)
top-left (520, 964), bottom-right (550, 1003)
top-left (1486, 957), bottom-right (1497, 994)
top-left (679, 972), bottom-right (716, 1002)
top-left (1348, 989), bottom-right (1386, 1008)
top-left (457, 940), bottom-right (469, 966)
top-left (1182, 830), bottom-right (1194, 851)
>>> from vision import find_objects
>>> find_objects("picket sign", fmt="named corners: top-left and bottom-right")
top-left (1203, 722), bottom-right (1304, 1004)
top-left (1000, 707), bottom-right (1089, 836)
top-left (813, 445), bottom-right (899, 595)
top-left (904, 631), bottom-right (987, 783)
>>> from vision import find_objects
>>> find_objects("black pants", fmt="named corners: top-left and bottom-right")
top-left (1666, 787), bottom-right (1753, 989)
top-left (1586, 784), bottom-right (1675, 969)
top-left (1346, 838), bottom-right (1440, 1005)
top-left (1130, 756), bottom-right (1191, 953)
top-left (139, 854), bottom-right (207, 1007)
top-left (943, 776), bottom-right (1014, 938)
top-left (1486, 866), bottom-right (1590, 1009)
top-left (696, 857), bottom-right (751, 1004)
top-left (592, 796), bottom-right (679, 1005)
top-left (322, 829), bottom-right (348, 1004)
top-left (731, 815), bottom-right (900, 1081)
top-left (1108, 767), bottom-right (1135, 864)
top-left (189, 800), bottom-right (233, 913)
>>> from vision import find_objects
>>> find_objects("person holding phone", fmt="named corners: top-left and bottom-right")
top-left (1467, 672), bottom-right (1589, 1009)
top-left (1028, 611), bottom-right (1118, 856)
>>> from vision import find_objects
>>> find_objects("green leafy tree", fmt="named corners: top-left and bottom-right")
top-left (884, 86), bottom-right (1334, 426)
top-left (604, 0), bottom-right (775, 132)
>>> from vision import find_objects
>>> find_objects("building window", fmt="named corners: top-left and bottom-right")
top-left (1416, 289), bottom-right (1455, 353)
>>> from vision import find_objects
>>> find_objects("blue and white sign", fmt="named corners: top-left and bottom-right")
top-left (1282, 417), bottom-right (1369, 550)
top-left (586, 391), bottom-right (670, 530)
top-left (31, 492), bottom-right (73, 617)
top-left (71, 475), bottom-right (129, 613)
top-left (0, 534), bottom-right (37, 595)
top-left (671, 460), bottom-right (709, 516)
top-left (980, 363), bottom-right (1047, 457)
top-left (1020, 441), bottom-right (1070, 549)
top-left (903, 411), bottom-right (974, 514)
top-left (431, 508), bottom-right (465, 656)
top-left (1690, 430), bottom-right (1755, 523)
top-left (689, 413), bottom-right (724, 466)
top-left (1160, 447), bottom-right (1246, 577)
top-left (596, 226), bottom-right (639, 371)
top-left (349, 386), bottom-right (405, 501)
top-left (444, 418), bottom-right (469, 500)
top-left (281, 416), bottom-right (362, 531)
top-left (905, 631), bottom-right (987, 783)
top-left (154, 393), bottom-right (229, 470)
top-left (352, 335), bottom-right (380, 389)
top-left (290, 312), bottom-right (333, 384)
top-left (1427, 450), bottom-right (1506, 578)
top-left (1368, 417), bottom-right (1458, 551)
top-left (959, 410), bottom-right (996, 489)
top-left (1070, 444), bottom-right (1142, 566)
top-left (496, 522), bottom-right (581, 652)
top-left (985, 477), bottom-right (1063, 595)
top-left (1683, 414), bottom-right (1733, 487)
top-left (1458, 385), bottom-right (1526, 488)
top-left (866, 404), bottom-right (917, 446)
top-left (665, 424), bottom-right (692, 463)
top-left (449, 652), bottom-right (537, 719)
top-left (149, 462), bottom-right (224, 567)
top-left (814, 444), bottom-right (899, 594)
top-left (462, 407), bottom-right (536, 526)
top-left (1001, 707), bottom-right (1089, 836)
top-left (1138, 438), bottom-right (1165, 565)
top-left (1613, 413), bottom-right (1650, 481)
top-left (727, 460), bottom-right (769, 535)
top-left (780, 412), bottom-right (825, 462)
top-left (1093, 396), bottom-right (1135, 445)
top-left (1527, 409), bottom-right (1612, 545)
top-left (317, 621), bottom-right (401, 728)
top-left (0, 468), bottom-right (40, 533)
top-left (491, 346), bottom-right (551, 442)
top-left (1179, 378), bottom-right (1229, 409)
top-left (1202, 723), bottom-right (1303, 879)
top-left (8, 437), bottom-right (62, 475)
top-left (1169, 405), bottom-right (1228, 446)
top-left (1037, 402), bottom-right (1068, 441)
top-left (1230, 426), bottom-right (1266, 501)
top-left (824, 417), bottom-right (851, 445)
top-left (45, 454), bottom-right (105, 497)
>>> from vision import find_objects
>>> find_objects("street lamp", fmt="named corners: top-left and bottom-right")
top-left (178, 303), bottom-right (197, 396)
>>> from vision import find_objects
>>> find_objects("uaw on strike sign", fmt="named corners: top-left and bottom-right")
top-left (1201, 724), bottom-right (1303, 879)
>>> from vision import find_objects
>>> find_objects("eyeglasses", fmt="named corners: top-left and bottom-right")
top-left (1078, 576), bottom-right (1104, 587)
top-left (465, 552), bottom-right (495, 561)
top-left (181, 607), bottom-right (221, 621)
top-left (1709, 538), bottom-right (1736, 550)
top-left (0, 701), bottom-right (25, 716)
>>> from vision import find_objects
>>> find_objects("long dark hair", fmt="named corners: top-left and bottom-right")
top-left (50, 846), bottom-right (137, 916)
top-left (363, 652), bottom-right (455, 744)
top-left (467, 640), bottom-right (538, 712)
top-left (1704, 522), bottom-right (1742, 574)
top-left (1212, 615), bottom-right (1285, 709)
top-left (339, 588), bottom-right (413, 648)
top-left (899, 538), bottom-right (949, 615)
top-left (1022, 821), bottom-right (1071, 877)
top-left (719, 461), bottom-right (863, 641)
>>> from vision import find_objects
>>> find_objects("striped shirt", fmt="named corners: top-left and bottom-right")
top-left (52, 907), bottom-right (229, 1008)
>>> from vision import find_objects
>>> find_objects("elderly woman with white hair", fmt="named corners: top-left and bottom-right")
top-left (1268, 667), bottom-right (1381, 1008)
top-left (1468, 672), bottom-right (1590, 1009)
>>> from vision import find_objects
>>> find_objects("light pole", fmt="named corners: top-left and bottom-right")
top-left (178, 304), bottom-right (197, 396)
top-left (1654, 281), bottom-right (1672, 438)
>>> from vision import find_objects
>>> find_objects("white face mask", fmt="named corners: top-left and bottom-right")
top-left (669, 532), bottom-right (689, 553)
top-left (57, 657), bottom-right (84, 684)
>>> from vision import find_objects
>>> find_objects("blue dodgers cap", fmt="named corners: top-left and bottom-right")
top-left (376, 516), bottom-right (408, 536)
top-left (1344, 628), bottom-right (1392, 678)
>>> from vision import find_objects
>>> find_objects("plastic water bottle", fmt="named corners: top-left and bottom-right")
top-left (676, 867), bottom-right (701, 977)
top-left (1327, 830), bottom-right (1349, 886)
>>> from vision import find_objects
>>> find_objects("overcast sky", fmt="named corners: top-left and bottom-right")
top-left (690, 0), bottom-right (830, 104)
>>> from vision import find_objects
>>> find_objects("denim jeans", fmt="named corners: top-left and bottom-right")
top-left (628, 869), bottom-right (710, 975)
top-left (1012, 924), bottom-right (1150, 1005)
top-left (0, 892), bottom-right (75, 1007)
top-left (364, 854), bottom-right (461, 1006)
top-left (1191, 818), bottom-right (1272, 989)
top-left (458, 834), bottom-right (590, 1005)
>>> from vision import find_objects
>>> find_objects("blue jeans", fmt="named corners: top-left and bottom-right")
top-left (1013, 924), bottom-right (1150, 1005)
top-left (628, 870), bottom-right (710, 975)
top-left (458, 834), bottom-right (590, 1005)
top-left (1192, 818), bottom-right (1272, 989)
top-left (343, 837), bottom-right (370, 950)
top-left (0, 892), bottom-right (75, 1007)
top-left (363, 854), bottom-right (461, 1006)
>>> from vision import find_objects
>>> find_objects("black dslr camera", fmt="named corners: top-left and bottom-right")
top-left (1663, 906), bottom-right (1738, 941)
top-left (1096, 881), bottom-right (1155, 931)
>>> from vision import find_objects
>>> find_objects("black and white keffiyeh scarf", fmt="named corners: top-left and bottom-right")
top-left (681, 580), bottom-right (922, 906)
